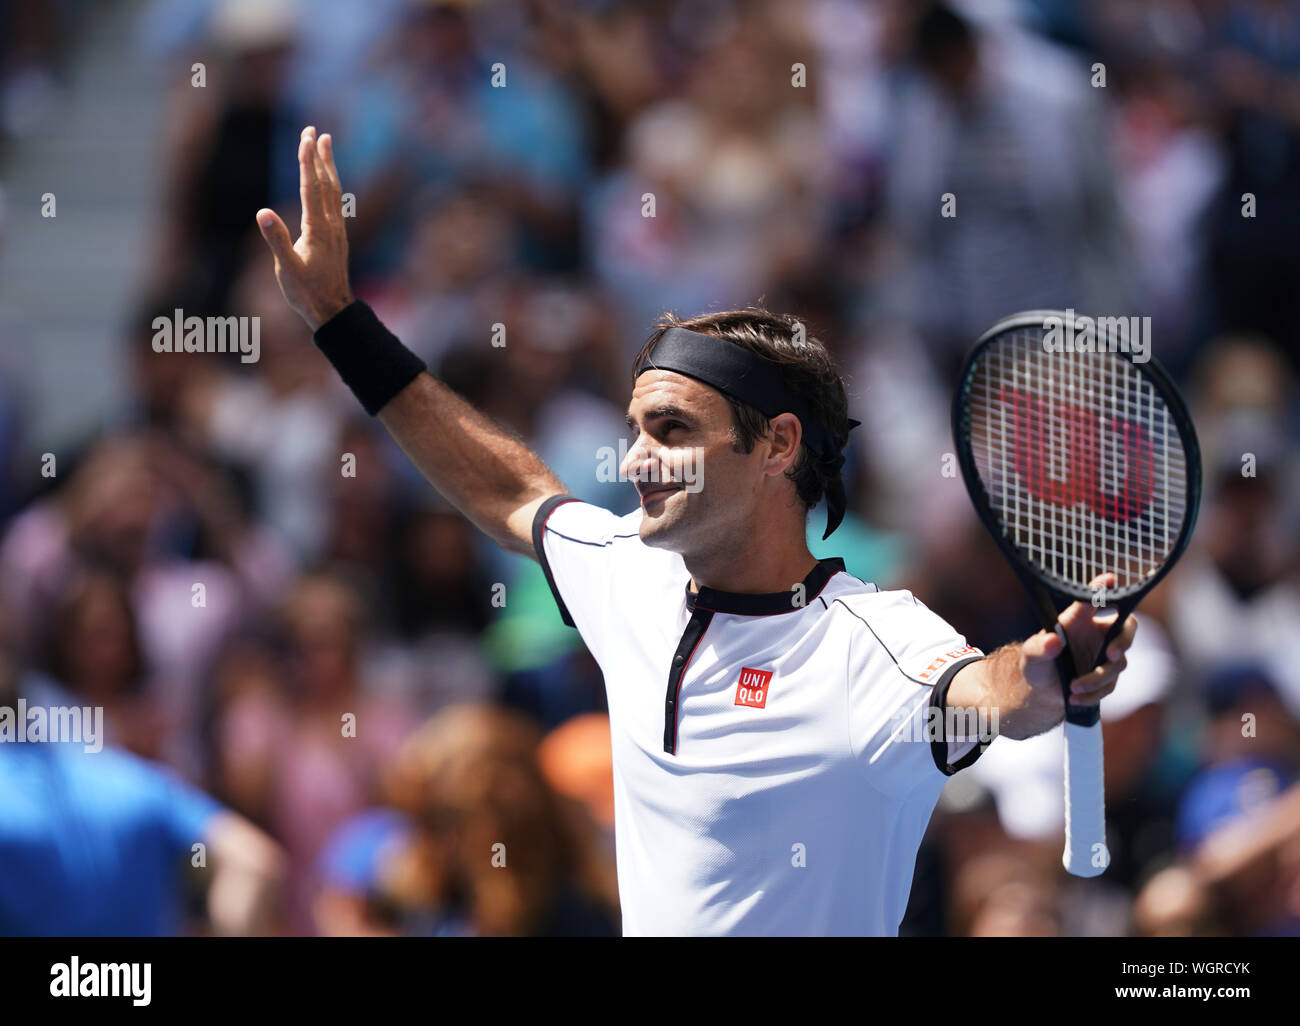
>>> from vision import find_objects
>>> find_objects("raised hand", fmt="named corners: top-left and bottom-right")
top-left (255, 126), bottom-right (354, 332)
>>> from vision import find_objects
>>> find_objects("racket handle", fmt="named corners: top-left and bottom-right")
top-left (1062, 720), bottom-right (1108, 877)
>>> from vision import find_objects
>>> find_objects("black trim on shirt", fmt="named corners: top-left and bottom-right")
top-left (664, 606), bottom-right (715, 755)
top-left (686, 557), bottom-right (845, 617)
top-left (928, 655), bottom-right (990, 776)
top-left (532, 494), bottom-right (583, 628)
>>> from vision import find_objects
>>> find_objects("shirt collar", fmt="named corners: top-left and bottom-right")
top-left (684, 557), bottom-right (845, 616)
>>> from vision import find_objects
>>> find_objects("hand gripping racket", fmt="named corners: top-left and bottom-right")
top-left (952, 310), bottom-right (1201, 877)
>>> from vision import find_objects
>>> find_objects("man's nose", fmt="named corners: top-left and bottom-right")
top-left (621, 441), bottom-right (657, 482)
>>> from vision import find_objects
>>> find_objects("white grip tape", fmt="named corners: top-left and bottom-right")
top-left (1062, 719), bottom-right (1108, 877)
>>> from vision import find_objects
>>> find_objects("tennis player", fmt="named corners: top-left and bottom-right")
top-left (256, 126), bottom-right (1137, 936)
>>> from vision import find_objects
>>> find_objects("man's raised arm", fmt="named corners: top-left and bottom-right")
top-left (255, 126), bottom-right (564, 559)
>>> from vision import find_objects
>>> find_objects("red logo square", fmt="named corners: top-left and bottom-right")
top-left (735, 667), bottom-right (773, 708)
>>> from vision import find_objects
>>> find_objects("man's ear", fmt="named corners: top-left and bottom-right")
top-left (763, 413), bottom-right (804, 477)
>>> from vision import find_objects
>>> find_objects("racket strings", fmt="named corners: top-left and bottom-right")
top-left (965, 328), bottom-right (1187, 598)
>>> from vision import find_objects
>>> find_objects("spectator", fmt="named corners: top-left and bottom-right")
top-left (385, 705), bottom-right (619, 936)
top-left (211, 571), bottom-right (419, 933)
top-left (0, 591), bottom-right (285, 935)
top-left (311, 808), bottom-right (418, 937)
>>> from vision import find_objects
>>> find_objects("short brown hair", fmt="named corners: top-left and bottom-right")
top-left (633, 307), bottom-right (851, 514)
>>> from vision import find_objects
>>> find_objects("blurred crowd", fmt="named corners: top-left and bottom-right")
top-left (1, 0), bottom-right (1299, 936)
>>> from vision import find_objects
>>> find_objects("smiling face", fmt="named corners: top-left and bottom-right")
top-left (622, 369), bottom-right (801, 561)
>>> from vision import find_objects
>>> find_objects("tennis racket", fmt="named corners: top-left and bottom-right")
top-left (952, 310), bottom-right (1201, 877)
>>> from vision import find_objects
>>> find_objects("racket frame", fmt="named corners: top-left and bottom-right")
top-left (951, 309), bottom-right (1202, 730)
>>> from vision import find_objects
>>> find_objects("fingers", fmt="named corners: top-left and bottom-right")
top-left (1021, 628), bottom-right (1064, 664)
top-left (299, 126), bottom-right (344, 230)
top-left (1057, 574), bottom-right (1132, 674)
top-left (299, 126), bottom-right (326, 233)
top-left (317, 133), bottom-right (341, 201)
top-left (1088, 572), bottom-right (1117, 593)
top-left (266, 127), bottom-right (352, 329)
top-left (1106, 614), bottom-right (1139, 662)
top-left (1059, 573), bottom-right (1118, 628)
top-left (319, 133), bottom-right (342, 193)
top-left (311, 134), bottom-right (332, 208)
top-left (255, 208), bottom-right (298, 267)
top-left (1068, 653), bottom-right (1128, 706)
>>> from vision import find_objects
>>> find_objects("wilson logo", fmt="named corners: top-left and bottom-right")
top-left (735, 667), bottom-right (773, 709)
top-left (1000, 386), bottom-right (1154, 523)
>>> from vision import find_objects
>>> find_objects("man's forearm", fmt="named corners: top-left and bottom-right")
top-left (951, 643), bottom-right (1063, 741)
top-left (309, 299), bottom-right (566, 558)
top-left (948, 603), bottom-right (1135, 741)
top-left (377, 371), bottom-right (566, 556)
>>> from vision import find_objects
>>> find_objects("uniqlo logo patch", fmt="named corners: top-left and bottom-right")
top-left (735, 667), bottom-right (773, 708)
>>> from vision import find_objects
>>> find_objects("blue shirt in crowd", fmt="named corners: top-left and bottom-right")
top-left (0, 737), bottom-right (220, 935)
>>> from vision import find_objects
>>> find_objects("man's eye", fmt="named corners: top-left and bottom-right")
top-left (627, 420), bottom-right (687, 440)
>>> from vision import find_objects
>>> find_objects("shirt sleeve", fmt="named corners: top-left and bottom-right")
top-left (532, 494), bottom-right (638, 650)
top-left (846, 590), bottom-right (989, 796)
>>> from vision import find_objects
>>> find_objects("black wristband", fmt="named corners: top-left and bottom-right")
top-left (313, 300), bottom-right (427, 415)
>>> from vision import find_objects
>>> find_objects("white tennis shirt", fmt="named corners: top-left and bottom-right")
top-left (533, 495), bottom-right (990, 936)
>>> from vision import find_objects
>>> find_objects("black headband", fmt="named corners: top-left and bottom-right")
top-left (636, 326), bottom-right (860, 539)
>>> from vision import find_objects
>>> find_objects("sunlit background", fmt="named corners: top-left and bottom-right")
top-left (0, 0), bottom-right (1298, 936)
